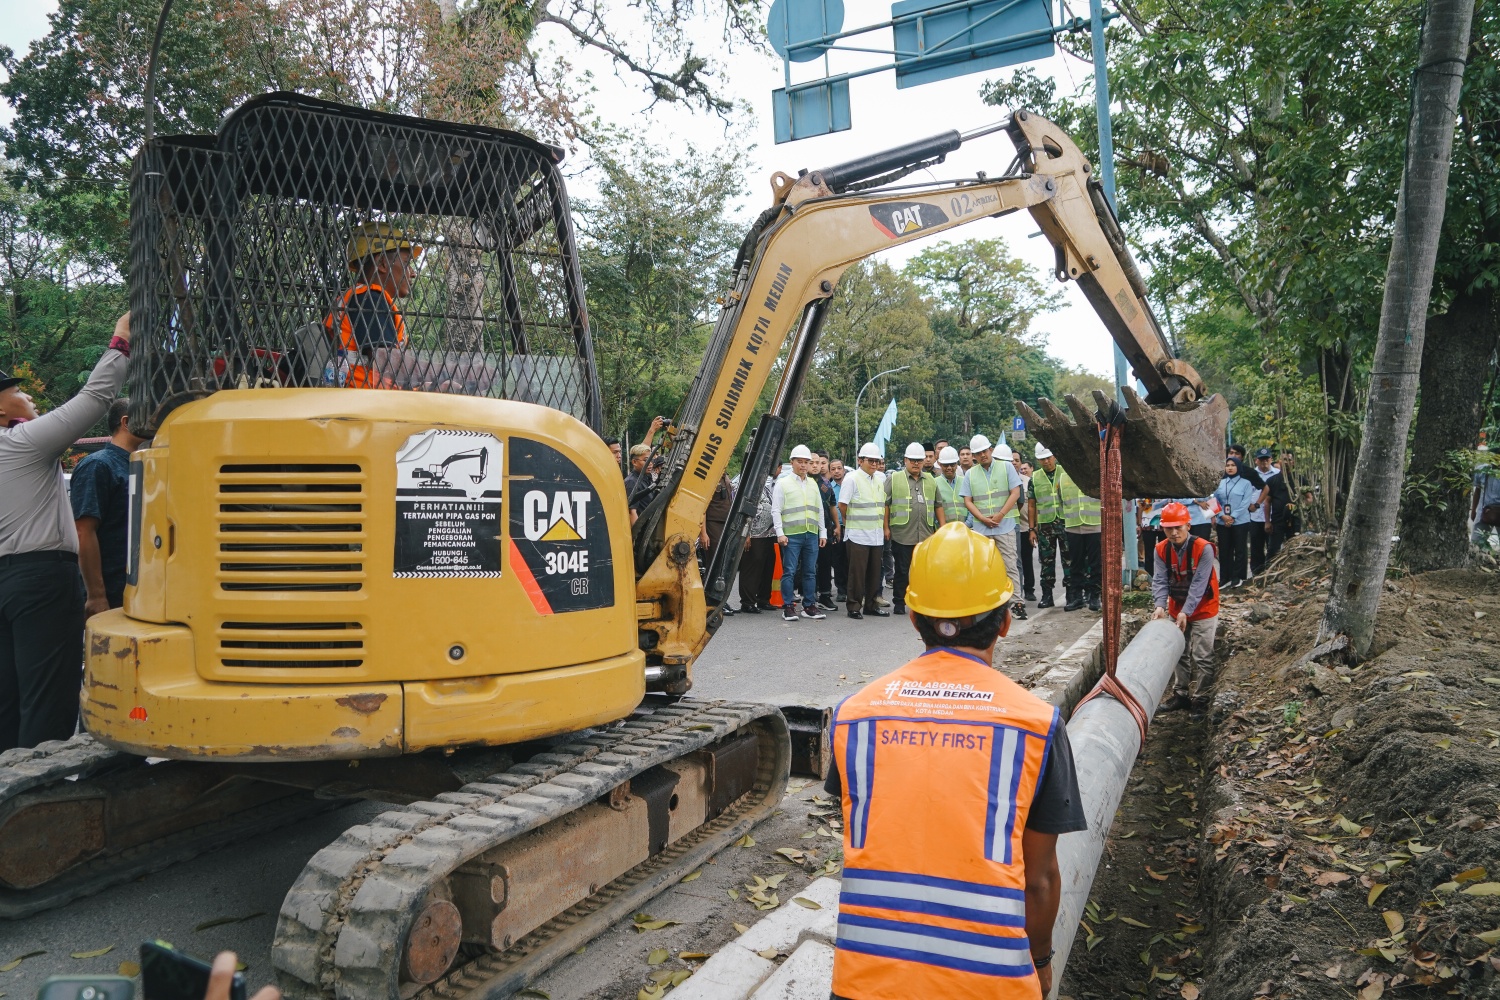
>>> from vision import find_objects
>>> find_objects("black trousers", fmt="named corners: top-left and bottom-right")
top-left (1249, 520), bottom-right (1288, 575)
top-left (1141, 526), bottom-right (1160, 576)
top-left (1066, 531), bottom-right (1101, 597)
top-left (1190, 523), bottom-right (1212, 541)
top-left (1216, 521), bottom-right (1250, 584)
top-left (1017, 529), bottom-right (1036, 594)
top-left (817, 536), bottom-right (842, 600)
top-left (738, 537), bottom-right (776, 608)
top-left (890, 541), bottom-right (916, 608)
top-left (0, 554), bottom-right (87, 752)
top-left (829, 538), bottom-right (849, 594)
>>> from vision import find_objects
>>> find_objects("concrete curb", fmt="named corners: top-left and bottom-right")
top-left (670, 876), bottom-right (841, 1000)
top-left (1026, 619), bottom-right (1105, 714)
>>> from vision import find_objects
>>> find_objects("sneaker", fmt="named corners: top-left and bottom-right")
top-left (1159, 694), bottom-right (1190, 713)
top-left (875, 596), bottom-right (892, 608)
top-left (800, 606), bottom-right (826, 620)
top-left (1037, 592), bottom-right (1055, 609)
top-left (817, 597), bottom-right (839, 611)
top-left (1011, 600), bottom-right (1028, 621)
top-left (836, 591), bottom-right (848, 603)
top-left (782, 607), bottom-right (799, 622)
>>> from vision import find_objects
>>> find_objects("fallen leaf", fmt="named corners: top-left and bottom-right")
top-left (1146, 867), bottom-right (1171, 881)
top-left (646, 949), bottom-right (669, 966)
top-left (117, 961), bottom-right (141, 978)
top-left (774, 848), bottom-right (806, 863)
top-left (736, 834), bottom-right (756, 848)
top-left (1119, 916), bottom-right (1151, 928)
top-left (1315, 871), bottom-right (1352, 886)
top-left (669, 970), bottom-right (692, 986)
top-left (194, 912), bottom-right (265, 932)
top-left (71, 947), bottom-right (115, 960)
top-left (1462, 882), bottom-right (1500, 896)
top-left (1180, 984), bottom-right (1200, 999)
top-left (678, 952), bottom-right (709, 961)
top-left (637, 986), bottom-right (665, 1000)
top-left (1435, 738), bottom-right (1452, 750)
top-left (1382, 910), bottom-right (1405, 935)
top-left (0, 952), bottom-right (46, 973)
top-left (680, 871), bottom-right (701, 883)
top-left (1475, 929), bottom-right (1500, 945)
top-left (517, 991), bottom-right (551, 999)
top-left (757, 948), bottom-right (779, 960)
top-left (1454, 866), bottom-right (1488, 884)
top-left (1324, 964), bottom-right (1342, 979)
top-left (1358, 982), bottom-right (1384, 1000)
top-left (1367, 884), bottom-right (1389, 907)
top-left (733, 923), bottom-right (750, 935)
top-left (792, 897), bottom-right (822, 909)
top-left (726, 888), bottom-right (739, 900)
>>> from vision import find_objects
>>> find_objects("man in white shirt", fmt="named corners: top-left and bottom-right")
top-left (838, 443), bottom-right (889, 619)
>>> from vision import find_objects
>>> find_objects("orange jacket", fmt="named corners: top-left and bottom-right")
top-left (831, 648), bottom-right (1058, 999)
top-left (1154, 535), bottom-right (1219, 620)
top-left (325, 283), bottom-right (404, 388)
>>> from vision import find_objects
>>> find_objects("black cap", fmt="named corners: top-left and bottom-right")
top-left (1255, 447), bottom-right (1273, 459)
top-left (0, 370), bottom-right (22, 393)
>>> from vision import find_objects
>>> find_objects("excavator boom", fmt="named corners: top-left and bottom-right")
top-left (634, 111), bottom-right (1227, 685)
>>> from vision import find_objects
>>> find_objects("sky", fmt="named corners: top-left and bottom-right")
top-left (0, 0), bottom-right (1118, 378)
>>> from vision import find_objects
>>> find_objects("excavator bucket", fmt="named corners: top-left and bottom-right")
top-left (1017, 387), bottom-right (1229, 500)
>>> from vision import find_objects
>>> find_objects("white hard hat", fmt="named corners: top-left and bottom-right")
top-left (969, 434), bottom-right (992, 453)
top-left (789, 444), bottom-right (813, 460)
top-left (858, 442), bottom-right (883, 460)
top-left (995, 443), bottom-right (1013, 461)
top-left (938, 446), bottom-right (960, 465)
top-left (1034, 444), bottom-right (1053, 460)
top-left (904, 442), bottom-right (926, 460)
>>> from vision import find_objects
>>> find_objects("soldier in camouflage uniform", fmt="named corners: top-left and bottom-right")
top-left (1027, 444), bottom-right (1069, 609)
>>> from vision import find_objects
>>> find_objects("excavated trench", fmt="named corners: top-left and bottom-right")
top-left (1060, 537), bottom-right (1500, 1000)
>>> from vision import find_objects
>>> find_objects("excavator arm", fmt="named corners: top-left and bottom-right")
top-left (631, 111), bottom-right (1227, 691)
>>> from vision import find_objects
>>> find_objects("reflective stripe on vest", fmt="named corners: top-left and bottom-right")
top-left (1059, 471), bottom-right (1101, 528)
top-left (889, 472), bottom-right (937, 529)
top-left (935, 476), bottom-right (967, 524)
top-left (1155, 536), bottom-right (1220, 620)
top-left (1030, 466), bottom-right (1062, 524)
top-left (845, 471), bottom-right (886, 533)
top-left (831, 649), bottom-right (1056, 997)
top-left (965, 462), bottom-right (1015, 525)
top-left (325, 283), bottom-right (405, 389)
top-left (778, 473), bottom-right (821, 535)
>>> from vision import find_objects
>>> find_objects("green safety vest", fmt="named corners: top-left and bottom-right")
top-left (935, 475), bottom-right (967, 525)
top-left (1031, 465), bottom-right (1063, 524)
top-left (844, 470), bottom-right (887, 533)
top-left (965, 461), bottom-right (1017, 526)
top-left (889, 471), bottom-right (938, 529)
top-left (777, 473), bottom-right (822, 535)
top-left (1059, 470), bottom-right (1101, 529)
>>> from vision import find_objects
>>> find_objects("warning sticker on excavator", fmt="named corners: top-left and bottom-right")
top-left (869, 201), bottom-right (949, 240)
top-left (507, 438), bottom-right (614, 614)
top-left (394, 429), bottom-right (504, 578)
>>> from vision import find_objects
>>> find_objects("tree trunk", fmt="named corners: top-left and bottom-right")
top-left (1321, 0), bottom-right (1474, 659)
top-left (1396, 288), bottom-right (1499, 570)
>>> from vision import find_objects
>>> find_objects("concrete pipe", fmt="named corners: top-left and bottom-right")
top-left (1049, 618), bottom-right (1185, 996)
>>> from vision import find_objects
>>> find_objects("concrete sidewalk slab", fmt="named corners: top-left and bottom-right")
top-left (749, 939), bottom-right (837, 1000)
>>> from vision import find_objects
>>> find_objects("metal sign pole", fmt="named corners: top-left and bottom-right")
top-left (1089, 0), bottom-right (1139, 587)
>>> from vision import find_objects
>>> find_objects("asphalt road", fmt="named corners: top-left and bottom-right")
top-left (0, 562), bottom-right (1096, 1000)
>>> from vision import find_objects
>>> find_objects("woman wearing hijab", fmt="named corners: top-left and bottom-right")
top-left (1213, 457), bottom-right (1258, 588)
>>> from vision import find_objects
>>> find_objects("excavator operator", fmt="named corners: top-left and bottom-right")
top-left (325, 221), bottom-right (422, 388)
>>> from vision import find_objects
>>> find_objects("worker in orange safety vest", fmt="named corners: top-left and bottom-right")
top-left (1152, 501), bottom-right (1221, 716)
top-left (325, 221), bottom-right (422, 388)
top-left (825, 521), bottom-right (1087, 999)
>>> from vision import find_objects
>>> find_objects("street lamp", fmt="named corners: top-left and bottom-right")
top-left (854, 365), bottom-right (910, 459)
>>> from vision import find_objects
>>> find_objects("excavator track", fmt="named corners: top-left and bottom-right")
top-left (0, 736), bottom-right (337, 918)
top-left (273, 698), bottom-right (790, 1000)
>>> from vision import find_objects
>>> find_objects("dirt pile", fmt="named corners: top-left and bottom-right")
top-left (1061, 538), bottom-right (1500, 999)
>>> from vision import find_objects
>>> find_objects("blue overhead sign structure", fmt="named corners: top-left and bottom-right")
top-left (769, 0), bottom-right (1091, 143)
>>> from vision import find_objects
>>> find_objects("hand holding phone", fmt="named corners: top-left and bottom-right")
top-left (140, 944), bottom-right (278, 1000)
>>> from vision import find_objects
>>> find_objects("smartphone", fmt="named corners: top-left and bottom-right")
top-left (37, 977), bottom-right (134, 1000)
top-left (139, 942), bottom-right (244, 1000)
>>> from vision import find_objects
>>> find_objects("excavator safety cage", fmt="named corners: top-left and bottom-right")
top-left (126, 92), bottom-right (602, 434)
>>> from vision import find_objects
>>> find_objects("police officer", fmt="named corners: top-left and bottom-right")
top-left (1, 314), bottom-right (132, 751)
top-left (885, 442), bottom-right (937, 614)
top-left (825, 522), bottom-right (1086, 999)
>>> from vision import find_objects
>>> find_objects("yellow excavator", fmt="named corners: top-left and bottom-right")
top-left (0, 93), bottom-right (1225, 999)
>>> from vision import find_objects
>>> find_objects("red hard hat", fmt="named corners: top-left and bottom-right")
top-left (1160, 502), bottom-right (1191, 527)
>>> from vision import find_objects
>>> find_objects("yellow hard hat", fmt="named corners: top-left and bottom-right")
top-left (904, 521), bottom-right (1014, 619)
top-left (347, 221), bottom-right (423, 265)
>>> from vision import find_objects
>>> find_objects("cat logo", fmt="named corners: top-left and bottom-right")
top-left (522, 490), bottom-right (591, 542)
top-left (869, 201), bottom-right (949, 240)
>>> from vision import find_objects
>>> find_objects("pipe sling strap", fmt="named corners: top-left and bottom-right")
top-left (1071, 404), bottom-right (1150, 743)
